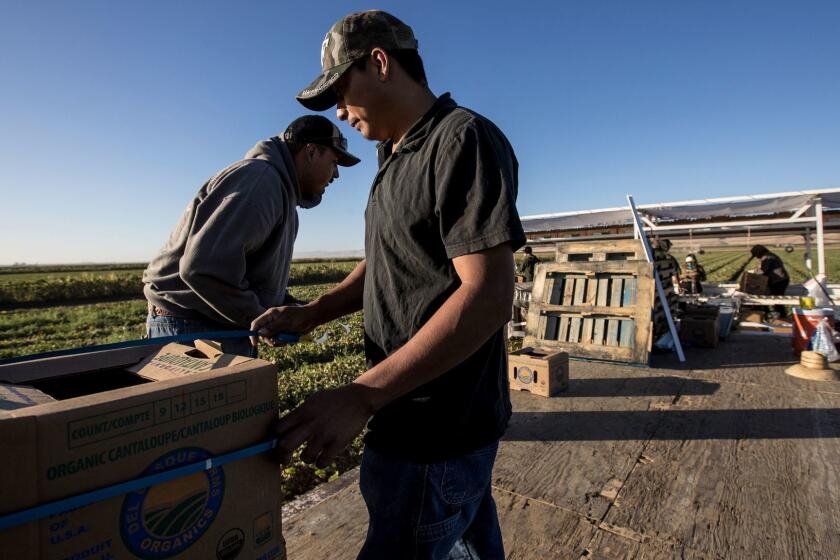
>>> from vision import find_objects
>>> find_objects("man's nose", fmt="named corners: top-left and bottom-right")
top-left (336, 107), bottom-right (348, 121)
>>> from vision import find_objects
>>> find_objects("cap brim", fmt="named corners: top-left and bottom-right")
top-left (335, 145), bottom-right (361, 167)
top-left (296, 61), bottom-right (354, 111)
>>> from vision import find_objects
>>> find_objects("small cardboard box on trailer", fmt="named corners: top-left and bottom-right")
top-left (0, 343), bottom-right (285, 560)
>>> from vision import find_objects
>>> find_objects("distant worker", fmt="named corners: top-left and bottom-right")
top-left (516, 246), bottom-right (540, 283)
top-left (750, 244), bottom-right (790, 296)
top-left (680, 254), bottom-right (707, 295)
top-left (142, 116), bottom-right (360, 356)
top-left (750, 244), bottom-right (790, 318)
top-left (659, 239), bottom-right (682, 291)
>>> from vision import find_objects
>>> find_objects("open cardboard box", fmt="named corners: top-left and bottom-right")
top-left (0, 342), bottom-right (285, 560)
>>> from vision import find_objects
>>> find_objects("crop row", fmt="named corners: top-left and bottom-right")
top-left (0, 261), bottom-right (360, 307)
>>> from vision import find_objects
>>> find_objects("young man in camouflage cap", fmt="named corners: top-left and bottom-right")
top-left (253, 10), bottom-right (524, 557)
top-left (143, 115), bottom-right (358, 357)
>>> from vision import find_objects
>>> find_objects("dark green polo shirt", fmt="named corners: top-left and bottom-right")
top-left (363, 93), bottom-right (526, 461)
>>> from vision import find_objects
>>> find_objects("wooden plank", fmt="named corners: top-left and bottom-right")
top-left (601, 382), bottom-right (840, 559)
top-left (619, 319), bottom-right (635, 348)
top-left (592, 318), bottom-right (606, 346)
top-left (539, 260), bottom-right (645, 275)
top-left (537, 305), bottom-right (635, 317)
top-left (563, 275), bottom-right (576, 306)
top-left (606, 319), bottom-right (619, 346)
top-left (611, 278), bottom-right (624, 308)
top-left (555, 239), bottom-right (644, 260)
top-left (555, 315), bottom-right (567, 341)
top-left (585, 277), bottom-right (598, 306)
top-left (548, 274), bottom-right (564, 304)
top-left (623, 277), bottom-right (637, 306)
top-left (542, 274), bottom-right (556, 305)
top-left (581, 318), bottom-right (594, 345)
top-left (596, 277), bottom-right (610, 307)
top-left (569, 317), bottom-right (581, 343)
top-left (540, 313), bottom-right (548, 340)
top-left (573, 277), bottom-right (586, 305)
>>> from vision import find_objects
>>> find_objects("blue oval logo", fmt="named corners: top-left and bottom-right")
top-left (121, 447), bottom-right (225, 559)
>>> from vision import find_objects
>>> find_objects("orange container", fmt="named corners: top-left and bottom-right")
top-left (792, 307), bottom-right (835, 356)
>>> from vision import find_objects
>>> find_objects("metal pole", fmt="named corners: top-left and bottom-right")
top-left (816, 197), bottom-right (826, 276)
top-left (804, 228), bottom-right (812, 272)
top-left (627, 195), bottom-right (686, 362)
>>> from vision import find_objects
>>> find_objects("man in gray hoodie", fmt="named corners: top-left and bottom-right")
top-left (143, 115), bottom-right (359, 356)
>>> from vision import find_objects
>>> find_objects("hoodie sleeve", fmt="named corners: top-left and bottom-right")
top-left (179, 162), bottom-right (287, 326)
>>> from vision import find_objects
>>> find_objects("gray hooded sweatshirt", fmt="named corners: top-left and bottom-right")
top-left (143, 138), bottom-right (298, 326)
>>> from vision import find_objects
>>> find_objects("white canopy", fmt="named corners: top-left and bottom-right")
top-left (521, 188), bottom-right (840, 275)
top-left (523, 188), bottom-right (840, 233)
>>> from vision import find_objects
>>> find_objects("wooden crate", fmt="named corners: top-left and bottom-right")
top-left (524, 260), bottom-right (655, 364)
top-left (508, 347), bottom-right (569, 397)
top-left (739, 271), bottom-right (769, 295)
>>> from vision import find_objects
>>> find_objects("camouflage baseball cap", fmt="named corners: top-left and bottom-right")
top-left (296, 10), bottom-right (419, 111)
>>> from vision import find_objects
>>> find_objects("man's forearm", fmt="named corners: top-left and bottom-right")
top-left (352, 256), bottom-right (512, 412)
top-left (307, 259), bottom-right (366, 326)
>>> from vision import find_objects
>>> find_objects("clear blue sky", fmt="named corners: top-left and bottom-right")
top-left (1, 0), bottom-right (838, 264)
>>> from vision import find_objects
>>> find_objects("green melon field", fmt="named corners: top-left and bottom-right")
top-left (0, 261), bottom-right (364, 503)
top-left (671, 247), bottom-right (836, 283)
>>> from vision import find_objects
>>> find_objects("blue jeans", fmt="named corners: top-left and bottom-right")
top-left (146, 313), bottom-right (257, 358)
top-left (357, 441), bottom-right (504, 560)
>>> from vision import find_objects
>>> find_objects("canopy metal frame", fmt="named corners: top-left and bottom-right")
top-left (635, 195), bottom-right (826, 275)
top-left (523, 188), bottom-right (840, 278)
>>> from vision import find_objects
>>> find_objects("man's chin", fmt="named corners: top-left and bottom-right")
top-left (299, 192), bottom-right (323, 209)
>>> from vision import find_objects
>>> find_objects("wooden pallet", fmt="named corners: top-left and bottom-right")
top-left (554, 239), bottom-right (680, 335)
top-left (555, 239), bottom-right (647, 263)
top-left (524, 261), bottom-right (655, 365)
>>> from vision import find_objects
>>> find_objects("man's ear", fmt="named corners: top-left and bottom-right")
top-left (371, 48), bottom-right (389, 81)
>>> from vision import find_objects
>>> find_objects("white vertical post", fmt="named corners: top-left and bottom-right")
top-left (627, 195), bottom-right (686, 363)
top-left (804, 229), bottom-right (813, 272)
top-left (816, 197), bottom-right (826, 276)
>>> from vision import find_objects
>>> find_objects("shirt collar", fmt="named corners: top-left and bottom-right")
top-left (377, 92), bottom-right (457, 158)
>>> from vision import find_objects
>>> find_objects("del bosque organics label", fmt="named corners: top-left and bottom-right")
top-left (120, 447), bottom-right (224, 559)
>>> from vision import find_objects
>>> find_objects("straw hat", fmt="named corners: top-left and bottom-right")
top-left (785, 351), bottom-right (840, 381)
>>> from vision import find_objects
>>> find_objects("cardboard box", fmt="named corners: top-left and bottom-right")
top-left (739, 309), bottom-right (766, 324)
top-left (739, 271), bottom-right (769, 295)
top-left (680, 315), bottom-right (720, 348)
top-left (682, 304), bottom-right (720, 318)
top-left (0, 343), bottom-right (286, 560)
top-left (1, 383), bottom-right (56, 411)
top-left (509, 347), bottom-right (569, 397)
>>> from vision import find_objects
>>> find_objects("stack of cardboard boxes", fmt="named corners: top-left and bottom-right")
top-left (0, 343), bottom-right (286, 560)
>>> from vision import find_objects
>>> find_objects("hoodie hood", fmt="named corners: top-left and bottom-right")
top-left (245, 137), bottom-right (327, 209)
top-left (244, 137), bottom-right (308, 207)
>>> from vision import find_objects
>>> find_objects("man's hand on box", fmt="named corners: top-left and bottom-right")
top-left (273, 383), bottom-right (374, 468)
top-left (250, 305), bottom-right (317, 347)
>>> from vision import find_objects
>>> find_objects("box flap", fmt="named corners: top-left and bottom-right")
top-left (126, 342), bottom-right (253, 381)
top-left (0, 383), bottom-right (56, 411)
